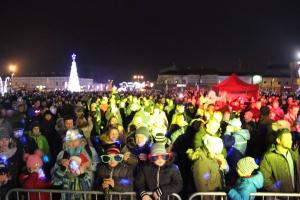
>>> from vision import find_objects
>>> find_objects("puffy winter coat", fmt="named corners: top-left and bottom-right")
top-left (95, 162), bottom-right (134, 194)
top-left (223, 129), bottom-right (250, 155)
top-left (122, 132), bottom-right (152, 166)
top-left (51, 148), bottom-right (93, 200)
top-left (19, 171), bottom-right (51, 200)
top-left (228, 171), bottom-right (264, 200)
top-left (191, 147), bottom-right (224, 193)
top-left (135, 162), bottom-right (183, 200)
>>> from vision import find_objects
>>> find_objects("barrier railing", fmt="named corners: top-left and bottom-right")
top-left (5, 188), bottom-right (182, 200)
top-left (188, 192), bottom-right (228, 200)
top-left (6, 189), bottom-right (300, 200)
top-left (250, 192), bottom-right (300, 200)
top-left (188, 192), bottom-right (300, 200)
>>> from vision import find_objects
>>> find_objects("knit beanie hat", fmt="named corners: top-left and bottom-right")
top-left (0, 127), bottom-right (10, 139)
top-left (203, 134), bottom-right (224, 154)
top-left (237, 156), bottom-right (259, 175)
top-left (154, 133), bottom-right (167, 143)
top-left (65, 129), bottom-right (83, 142)
top-left (31, 121), bottom-right (40, 129)
top-left (105, 143), bottom-right (121, 155)
top-left (135, 126), bottom-right (150, 139)
top-left (151, 143), bottom-right (167, 155)
top-left (25, 153), bottom-right (43, 170)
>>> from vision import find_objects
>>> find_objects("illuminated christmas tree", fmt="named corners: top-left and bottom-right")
top-left (67, 53), bottom-right (81, 92)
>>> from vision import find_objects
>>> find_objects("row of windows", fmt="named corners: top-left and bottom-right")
top-left (263, 81), bottom-right (289, 85)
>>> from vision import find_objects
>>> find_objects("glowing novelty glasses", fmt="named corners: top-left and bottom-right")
top-left (100, 154), bottom-right (124, 163)
top-left (148, 153), bottom-right (172, 162)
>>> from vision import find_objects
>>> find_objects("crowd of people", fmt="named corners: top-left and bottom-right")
top-left (0, 89), bottom-right (300, 200)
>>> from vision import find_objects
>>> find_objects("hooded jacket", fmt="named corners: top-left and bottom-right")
top-left (223, 129), bottom-right (250, 155)
top-left (260, 145), bottom-right (300, 192)
top-left (135, 161), bottom-right (183, 200)
top-left (189, 147), bottom-right (225, 193)
top-left (228, 171), bottom-right (264, 200)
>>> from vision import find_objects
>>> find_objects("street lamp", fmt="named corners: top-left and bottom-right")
top-left (133, 74), bottom-right (144, 82)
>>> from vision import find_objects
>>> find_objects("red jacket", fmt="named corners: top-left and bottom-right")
top-left (19, 172), bottom-right (51, 200)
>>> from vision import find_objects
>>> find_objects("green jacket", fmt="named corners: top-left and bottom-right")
top-left (260, 145), bottom-right (300, 192)
top-left (29, 132), bottom-right (50, 155)
top-left (191, 147), bottom-right (224, 192)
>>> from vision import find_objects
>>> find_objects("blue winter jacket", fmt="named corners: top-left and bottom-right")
top-left (228, 171), bottom-right (264, 200)
top-left (224, 129), bottom-right (250, 155)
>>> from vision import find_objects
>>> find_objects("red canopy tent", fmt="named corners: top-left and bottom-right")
top-left (213, 73), bottom-right (259, 98)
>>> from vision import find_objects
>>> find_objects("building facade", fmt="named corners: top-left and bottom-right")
top-left (157, 65), bottom-right (292, 92)
top-left (12, 76), bottom-right (93, 91)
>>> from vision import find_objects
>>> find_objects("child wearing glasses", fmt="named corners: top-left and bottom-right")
top-left (95, 144), bottom-right (134, 197)
top-left (135, 143), bottom-right (183, 200)
top-left (51, 129), bottom-right (92, 200)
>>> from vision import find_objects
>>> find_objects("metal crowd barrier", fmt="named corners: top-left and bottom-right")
top-left (188, 192), bottom-right (228, 200)
top-left (5, 188), bottom-right (182, 200)
top-left (250, 192), bottom-right (300, 200)
top-left (188, 192), bottom-right (300, 200)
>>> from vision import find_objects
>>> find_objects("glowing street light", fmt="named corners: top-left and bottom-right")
top-left (9, 65), bottom-right (16, 73)
top-left (133, 74), bottom-right (144, 82)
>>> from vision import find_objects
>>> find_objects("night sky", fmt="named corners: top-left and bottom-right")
top-left (1, 1), bottom-right (300, 83)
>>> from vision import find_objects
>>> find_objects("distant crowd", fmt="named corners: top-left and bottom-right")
top-left (0, 89), bottom-right (300, 200)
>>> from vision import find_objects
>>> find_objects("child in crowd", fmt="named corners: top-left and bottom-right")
top-left (228, 157), bottom-right (263, 200)
top-left (52, 129), bottom-right (92, 200)
top-left (122, 126), bottom-right (152, 166)
top-left (28, 121), bottom-right (50, 157)
top-left (19, 150), bottom-right (51, 200)
top-left (223, 118), bottom-right (250, 186)
top-left (95, 144), bottom-right (134, 199)
top-left (135, 143), bottom-right (183, 200)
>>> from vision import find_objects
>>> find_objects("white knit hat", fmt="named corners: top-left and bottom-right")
top-left (237, 156), bottom-right (259, 175)
top-left (203, 134), bottom-right (224, 154)
top-left (65, 129), bottom-right (83, 142)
